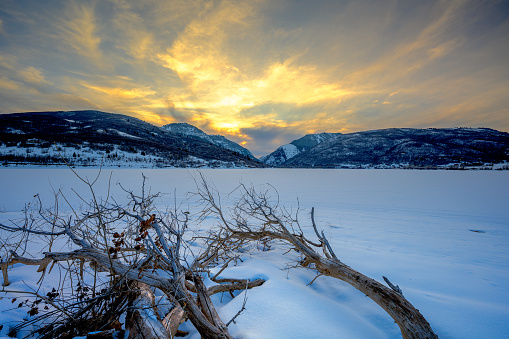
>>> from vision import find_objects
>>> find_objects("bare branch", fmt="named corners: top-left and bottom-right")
top-left (198, 180), bottom-right (438, 339)
top-left (1, 172), bottom-right (259, 339)
top-left (226, 281), bottom-right (249, 326)
top-left (383, 276), bottom-right (403, 296)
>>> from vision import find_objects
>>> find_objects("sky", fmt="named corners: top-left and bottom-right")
top-left (1, 0), bottom-right (509, 157)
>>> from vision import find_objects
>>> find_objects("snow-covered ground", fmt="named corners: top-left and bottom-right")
top-left (0, 143), bottom-right (249, 169)
top-left (0, 169), bottom-right (508, 338)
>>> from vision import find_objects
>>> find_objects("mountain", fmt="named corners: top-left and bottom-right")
top-left (0, 110), bottom-right (264, 168)
top-left (281, 128), bottom-right (509, 169)
top-left (260, 133), bottom-right (337, 166)
top-left (3, 113), bottom-right (507, 169)
top-left (161, 122), bottom-right (255, 159)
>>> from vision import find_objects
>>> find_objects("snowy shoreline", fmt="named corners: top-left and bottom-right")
top-left (1, 162), bottom-right (508, 170)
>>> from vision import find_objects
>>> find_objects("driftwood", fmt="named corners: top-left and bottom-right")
top-left (1, 171), bottom-right (438, 338)
top-left (1, 235), bottom-right (264, 338)
top-left (163, 306), bottom-right (187, 338)
top-left (195, 178), bottom-right (438, 339)
top-left (0, 173), bottom-right (264, 339)
top-left (126, 282), bottom-right (171, 339)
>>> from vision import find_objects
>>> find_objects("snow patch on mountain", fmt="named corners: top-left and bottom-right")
top-left (281, 144), bottom-right (299, 158)
top-left (111, 129), bottom-right (141, 139)
top-left (6, 127), bottom-right (25, 134)
top-left (261, 133), bottom-right (338, 166)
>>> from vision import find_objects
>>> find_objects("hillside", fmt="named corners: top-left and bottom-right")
top-left (0, 110), bottom-right (264, 168)
top-left (281, 128), bottom-right (509, 169)
top-left (161, 122), bottom-right (255, 159)
top-left (261, 133), bottom-right (337, 166)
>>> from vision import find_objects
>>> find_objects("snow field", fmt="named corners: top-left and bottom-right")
top-left (0, 168), bottom-right (508, 338)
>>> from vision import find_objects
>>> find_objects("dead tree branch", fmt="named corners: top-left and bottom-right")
top-left (196, 177), bottom-right (438, 339)
top-left (1, 174), bottom-right (265, 339)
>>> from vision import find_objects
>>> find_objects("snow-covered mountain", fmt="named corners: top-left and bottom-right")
top-left (0, 111), bottom-right (264, 168)
top-left (161, 123), bottom-right (255, 159)
top-left (260, 133), bottom-right (337, 166)
top-left (281, 128), bottom-right (509, 169)
top-left (3, 112), bottom-right (507, 170)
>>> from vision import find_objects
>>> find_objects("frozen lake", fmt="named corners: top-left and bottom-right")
top-left (1, 168), bottom-right (508, 338)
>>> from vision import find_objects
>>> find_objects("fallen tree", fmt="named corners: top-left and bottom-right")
top-left (0, 171), bottom-right (437, 338)
top-left (194, 175), bottom-right (438, 339)
top-left (0, 172), bottom-right (263, 338)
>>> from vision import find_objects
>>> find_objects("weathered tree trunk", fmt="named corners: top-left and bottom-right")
top-left (231, 228), bottom-right (437, 339)
top-left (292, 230), bottom-right (436, 339)
top-left (6, 250), bottom-right (236, 339)
top-left (171, 275), bottom-right (234, 339)
top-left (314, 254), bottom-right (436, 339)
top-left (126, 282), bottom-right (171, 339)
top-left (162, 306), bottom-right (186, 338)
top-left (194, 175), bottom-right (438, 338)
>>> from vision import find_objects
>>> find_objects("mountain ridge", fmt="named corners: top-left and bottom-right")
top-left (2, 110), bottom-right (508, 169)
top-left (161, 122), bottom-right (255, 159)
top-left (279, 127), bottom-right (509, 169)
top-left (0, 110), bottom-right (264, 168)
top-left (261, 132), bottom-right (338, 165)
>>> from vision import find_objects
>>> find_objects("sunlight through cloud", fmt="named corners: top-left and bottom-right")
top-left (0, 0), bottom-right (508, 157)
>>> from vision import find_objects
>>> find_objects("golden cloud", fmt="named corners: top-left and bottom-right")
top-left (18, 67), bottom-right (50, 84)
top-left (0, 77), bottom-right (21, 91)
top-left (157, 1), bottom-right (354, 137)
top-left (82, 84), bottom-right (156, 99)
top-left (53, 2), bottom-right (102, 65)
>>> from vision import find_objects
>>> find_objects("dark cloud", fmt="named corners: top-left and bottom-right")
top-left (162, 100), bottom-right (189, 122)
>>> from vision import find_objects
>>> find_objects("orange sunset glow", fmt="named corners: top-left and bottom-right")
top-left (1, 0), bottom-right (509, 157)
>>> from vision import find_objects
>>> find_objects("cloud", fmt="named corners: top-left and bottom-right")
top-left (18, 66), bottom-right (50, 84)
top-left (1, 0), bottom-right (509, 152)
top-left (82, 84), bottom-right (156, 99)
top-left (0, 76), bottom-right (22, 92)
top-left (0, 54), bottom-right (56, 103)
top-left (240, 123), bottom-right (304, 157)
top-left (160, 99), bottom-right (190, 122)
top-left (0, 54), bottom-right (16, 70)
top-left (156, 0), bottom-right (355, 138)
top-left (157, 0), bottom-right (257, 92)
top-left (52, 1), bottom-right (103, 66)
top-left (0, 77), bottom-right (99, 114)
top-left (107, 0), bottom-right (157, 62)
top-left (249, 59), bottom-right (354, 105)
